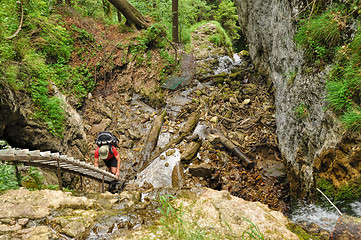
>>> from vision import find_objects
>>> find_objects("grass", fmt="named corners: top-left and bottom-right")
top-left (294, 10), bottom-right (343, 62)
top-left (294, 2), bottom-right (361, 131)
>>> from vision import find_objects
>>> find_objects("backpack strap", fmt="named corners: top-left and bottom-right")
top-left (108, 145), bottom-right (114, 155)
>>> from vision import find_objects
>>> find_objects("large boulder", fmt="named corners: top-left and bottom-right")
top-left (234, 0), bottom-right (361, 200)
top-left (123, 188), bottom-right (299, 239)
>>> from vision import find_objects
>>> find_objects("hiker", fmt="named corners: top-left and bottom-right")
top-left (94, 145), bottom-right (121, 178)
top-left (94, 132), bottom-right (121, 178)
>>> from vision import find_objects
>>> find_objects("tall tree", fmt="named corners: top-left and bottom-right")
top-left (108, 0), bottom-right (149, 29)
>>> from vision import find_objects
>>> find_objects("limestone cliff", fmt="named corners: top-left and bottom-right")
top-left (0, 80), bottom-right (87, 159)
top-left (234, 0), bottom-right (361, 200)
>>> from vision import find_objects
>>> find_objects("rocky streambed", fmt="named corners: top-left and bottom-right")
top-left (0, 187), bottom-right (299, 239)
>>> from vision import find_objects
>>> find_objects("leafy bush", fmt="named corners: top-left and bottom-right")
top-left (0, 163), bottom-right (19, 191)
top-left (214, 0), bottom-right (240, 42)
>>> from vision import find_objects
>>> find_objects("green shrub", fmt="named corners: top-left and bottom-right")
top-left (214, 0), bottom-right (240, 42)
top-left (0, 163), bottom-right (19, 191)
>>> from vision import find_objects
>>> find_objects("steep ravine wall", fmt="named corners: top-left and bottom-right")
top-left (0, 80), bottom-right (88, 160)
top-left (235, 0), bottom-right (361, 200)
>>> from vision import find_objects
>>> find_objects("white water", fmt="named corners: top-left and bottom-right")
top-left (292, 201), bottom-right (361, 232)
top-left (214, 53), bottom-right (244, 75)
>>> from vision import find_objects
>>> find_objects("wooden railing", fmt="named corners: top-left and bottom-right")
top-left (0, 149), bottom-right (118, 192)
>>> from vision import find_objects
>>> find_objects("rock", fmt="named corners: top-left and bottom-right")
top-left (128, 128), bottom-right (142, 140)
top-left (89, 118), bottom-right (112, 135)
top-left (330, 214), bottom-right (361, 240)
top-left (51, 210), bottom-right (97, 238)
top-left (127, 188), bottom-right (299, 239)
top-left (12, 226), bottom-right (57, 240)
top-left (0, 81), bottom-right (87, 159)
top-left (189, 164), bottom-right (213, 178)
top-left (0, 188), bottom-right (96, 220)
top-left (234, 0), bottom-right (361, 200)
top-left (0, 224), bottom-right (21, 233)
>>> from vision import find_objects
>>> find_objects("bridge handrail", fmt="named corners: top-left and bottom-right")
top-left (0, 149), bottom-right (118, 184)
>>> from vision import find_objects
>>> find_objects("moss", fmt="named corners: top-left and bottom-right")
top-left (316, 177), bottom-right (361, 204)
top-left (287, 223), bottom-right (321, 240)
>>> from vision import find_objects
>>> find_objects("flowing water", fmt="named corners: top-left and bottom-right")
top-left (291, 200), bottom-right (361, 232)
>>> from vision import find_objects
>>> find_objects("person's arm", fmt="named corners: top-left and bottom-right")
top-left (94, 157), bottom-right (99, 168)
top-left (115, 154), bottom-right (121, 178)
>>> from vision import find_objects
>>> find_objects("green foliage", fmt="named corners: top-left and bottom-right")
top-left (214, 0), bottom-right (240, 42)
top-left (22, 167), bottom-right (44, 190)
top-left (208, 21), bottom-right (233, 49)
top-left (129, 0), bottom-right (212, 44)
top-left (0, 163), bottom-right (19, 191)
top-left (294, 10), bottom-right (343, 61)
top-left (326, 30), bottom-right (361, 131)
top-left (295, 2), bottom-right (361, 131)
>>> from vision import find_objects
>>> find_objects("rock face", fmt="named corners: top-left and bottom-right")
top-left (0, 81), bottom-right (87, 158)
top-left (234, 0), bottom-right (361, 200)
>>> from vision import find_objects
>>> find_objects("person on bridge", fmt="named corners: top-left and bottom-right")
top-left (94, 145), bottom-right (121, 178)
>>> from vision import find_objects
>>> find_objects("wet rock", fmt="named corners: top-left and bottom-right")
top-left (189, 164), bottom-right (213, 178)
top-left (50, 209), bottom-right (97, 238)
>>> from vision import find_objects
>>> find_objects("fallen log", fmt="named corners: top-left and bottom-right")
top-left (330, 214), bottom-right (361, 240)
top-left (210, 129), bottom-right (255, 169)
top-left (139, 110), bottom-right (167, 170)
top-left (180, 140), bottom-right (202, 165)
top-left (148, 106), bottom-right (202, 164)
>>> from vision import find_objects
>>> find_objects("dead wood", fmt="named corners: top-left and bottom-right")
top-left (179, 108), bottom-right (201, 135)
top-left (210, 128), bottom-right (255, 169)
top-left (180, 140), bottom-right (202, 165)
top-left (148, 106), bottom-right (202, 165)
top-left (141, 109), bottom-right (167, 162)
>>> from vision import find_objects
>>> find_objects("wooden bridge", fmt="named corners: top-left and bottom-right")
top-left (0, 148), bottom-right (118, 192)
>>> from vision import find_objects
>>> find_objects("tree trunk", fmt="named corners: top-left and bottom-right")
top-left (172, 0), bottom-right (179, 43)
top-left (108, 0), bottom-right (149, 29)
